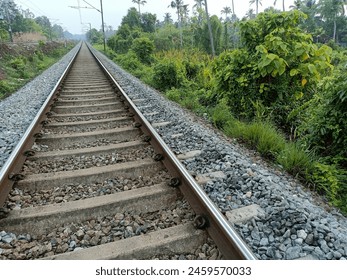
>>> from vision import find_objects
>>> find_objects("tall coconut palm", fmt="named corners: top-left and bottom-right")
top-left (274, 0), bottom-right (285, 11)
top-left (193, 0), bottom-right (204, 25)
top-left (249, 0), bottom-right (262, 15)
top-left (169, 0), bottom-right (185, 47)
top-left (132, 0), bottom-right (147, 15)
top-left (221, 6), bottom-right (232, 21)
top-left (203, 0), bottom-right (215, 56)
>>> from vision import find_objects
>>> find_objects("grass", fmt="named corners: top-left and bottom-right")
top-left (0, 42), bottom-right (74, 100)
top-left (97, 44), bottom-right (347, 215)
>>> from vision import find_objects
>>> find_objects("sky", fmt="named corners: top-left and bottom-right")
top-left (12, 0), bottom-right (295, 35)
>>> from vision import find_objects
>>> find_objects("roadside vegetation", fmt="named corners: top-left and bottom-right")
top-left (0, 1), bottom-right (76, 100)
top-left (93, 0), bottom-right (346, 214)
top-left (0, 41), bottom-right (75, 100)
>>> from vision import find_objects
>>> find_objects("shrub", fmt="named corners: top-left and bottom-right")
top-left (152, 58), bottom-right (185, 91)
top-left (276, 143), bottom-right (313, 177)
top-left (131, 37), bottom-right (155, 64)
top-left (298, 65), bottom-right (347, 167)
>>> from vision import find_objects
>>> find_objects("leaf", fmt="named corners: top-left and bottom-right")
top-left (302, 79), bottom-right (308, 87)
top-left (290, 69), bottom-right (299, 76)
top-left (308, 64), bottom-right (316, 74)
top-left (301, 53), bottom-right (309, 61)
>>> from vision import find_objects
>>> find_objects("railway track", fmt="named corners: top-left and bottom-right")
top-left (0, 43), bottom-right (256, 260)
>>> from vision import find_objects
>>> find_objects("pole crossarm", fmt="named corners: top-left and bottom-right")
top-left (68, 6), bottom-right (95, 10)
top-left (82, 0), bottom-right (101, 12)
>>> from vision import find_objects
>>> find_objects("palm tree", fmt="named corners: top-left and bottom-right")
top-left (193, 0), bottom-right (204, 25)
top-left (274, 0), bottom-right (285, 11)
top-left (132, 0), bottom-right (147, 15)
top-left (203, 0), bottom-right (215, 56)
top-left (249, 0), bottom-right (262, 15)
top-left (163, 13), bottom-right (173, 25)
top-left (319, 0), bottom-right (346, 42)
top-left (221, 6), bottom-right (232, 21)
top-left (169, 0), bottom-right (185, 47)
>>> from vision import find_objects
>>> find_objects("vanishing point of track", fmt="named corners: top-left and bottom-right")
top-left (0, 43), bottom-right (256, 260)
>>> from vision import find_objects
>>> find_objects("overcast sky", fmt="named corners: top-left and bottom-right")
top-left (13, 0), bottom-right (295, 34)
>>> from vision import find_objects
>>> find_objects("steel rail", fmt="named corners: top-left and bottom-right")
top-left (0, 43), bottom-right (82, 208)
top-left (88, 45), bottom-right (257, 260)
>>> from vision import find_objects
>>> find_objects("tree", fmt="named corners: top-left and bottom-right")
top-left (249, 0), bottom-right (262, 15)
top-left (132, 0), bottom-right (147, 15)
top-left (221, 6), bottom-right (232, 21)
top-left (203, 0), bottom-right (215, 56)
top-left (141, 12), bottom-right (157, 33)
top-left (221, 7), bottom-right (232, 50)
top-left (35, 16), bottom-right (52, 40)
top-left (163, 13), bottom-right (173, 25)
top-left (121, 7), bottom-right (141, 29)
top-left (318, 0), bottom-right (346, 42)
top-left (193, 0), bottom-right (204, 25)
top-left (169, 0), bottom-right (185, 47)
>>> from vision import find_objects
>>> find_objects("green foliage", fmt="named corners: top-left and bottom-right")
top-left (210, 99), bottom-right (235, 129)
top-left (276, 143), bottom-right (313, 178)
top-left (9, 56), bottom-right (27, 78)
top-left (131, 37), bottom-right (154, 64)
top-left (211, 11), bottom-right (333, 130)
top-left (152, 57), bottom-right (185, 91)
top-left (309, 162), bottom-right (347, 209)
top-left (298, 63), bottom-right (347, 167)
top-left (0, 42), bottom-right (74, 100)
top-left (114, 51), bottom-right (143, 72)
top-left (238, 121), bottom-right (286, 158)
top-left (0, 80), bottom-right (14, 99)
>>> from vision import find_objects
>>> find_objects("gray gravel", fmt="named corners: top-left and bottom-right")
top-left (1, 199), bottom-right (195, 260)
top-left (0, 43), bottom-right (81, 169)
top-left (90, 48), bottom-right (347, 260)
top-left (1, 44), bottom-right (347, 260)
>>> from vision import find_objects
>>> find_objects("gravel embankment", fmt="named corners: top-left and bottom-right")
top-left (91, 48), bottom-right (347, 260)
top-left (0, 43), bottom-right (81, 169)
top-left (1, 44), bottom-right (347, 260)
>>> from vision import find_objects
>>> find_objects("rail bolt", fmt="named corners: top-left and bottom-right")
top-left (8, 173), bottom-right (25, 181)
top-left (154, 154), bottom-right (164, 161)
top-left (134, 122), bottom-right (142, 128)
top-left (34, 133), bottom-right (43, 139)
top-left (193, 215), bottom-right (210, 229)
top-left (143, 136), bottom-right (151, 142)
top-left (24, 150), bottom-right (36, 157)
top-left (46, 112), bottom-right (53, 117)
top-left (168, 178), bottom-right (181, 188)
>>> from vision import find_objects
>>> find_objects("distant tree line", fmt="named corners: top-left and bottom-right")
top-left (0, 0), bottom-right (64, 42)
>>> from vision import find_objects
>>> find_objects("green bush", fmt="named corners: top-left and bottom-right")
top-left (152, 58), bottom-right (185, 91)
top-left (211, 11), bottom-right (333, 131)
top-left (241, 122), bottom-right (286, 158)
top-left (0, 80), bottom-right (12, 98)
top-left (298, 65), bottom-right (347, 167)
top-left (276, 143), bottom-right (313, 177)
top-left (131, 37), bottom-right (155, 64)
top-left (309, 162), bottom-right (347, 209)
top-left (210, 99), bottom-right (235, 129)
top-left (9, 56), bottom-right (27, 78)
top-left (114, 51), bottom-right (143, 72)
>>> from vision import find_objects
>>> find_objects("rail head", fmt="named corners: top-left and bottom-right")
top-left (0, 42), bottom-right (82, 208)
top-left (87, 44), bottom-right (257, 260)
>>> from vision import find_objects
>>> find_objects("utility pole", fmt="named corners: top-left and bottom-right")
top-left (70, 0), bottom-right (106, 51)
top-left (99, 0), bottom-right (106, 52)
